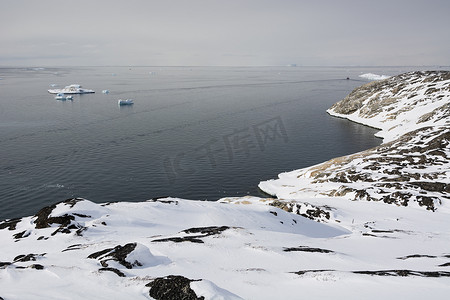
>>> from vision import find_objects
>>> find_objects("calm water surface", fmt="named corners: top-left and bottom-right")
top-left (0, 66), bottom-right (428, 220)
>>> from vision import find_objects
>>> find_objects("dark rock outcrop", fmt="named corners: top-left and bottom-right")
top-left (88, 243), bottom-right (139, 269)
top-left (293, 269), bottom-right (450, 277)
top-left (13, 253), bottom-right (46, 262)
top-left (353, 269), bottom-right (450, 277)
top-left (152, 226), bottom-right (231, 243)
top-left (32, 198), bottom-right (88, 236)
top-left (283, 246), bottom-right (334, 253)
top-left (98, 267), bottom-right (126, 277)
top-left (269, 200), bottom-right (332, 222)
top-left (146, 275), bottom-right (204, 300)
top-left (0, 218), bottom-right (21, 230)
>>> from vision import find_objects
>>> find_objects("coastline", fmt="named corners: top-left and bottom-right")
top-left (1, 70), bottom-right (449, 299)
top-left (259, 71), bottom-right (450, 211)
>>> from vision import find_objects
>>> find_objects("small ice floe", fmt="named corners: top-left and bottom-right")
top-left (55, 93), bottom-right (73, 101)
top-left (118, 99), bottom-right (134, 106)
top-left (359, 73), bottom-right (390, 81)
top-left (50, 83), bottom-right (58, 87)
top-left (102, 90), bottom-right (109, 94)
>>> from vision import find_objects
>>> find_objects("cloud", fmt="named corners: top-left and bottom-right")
top-left (1, 0), bottom-right (449, 66)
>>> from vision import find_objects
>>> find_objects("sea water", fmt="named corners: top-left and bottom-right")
top-left (0, 66), bottom-right (427, 220)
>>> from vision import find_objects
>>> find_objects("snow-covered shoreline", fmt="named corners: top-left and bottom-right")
top-left (1, 71), bottom-right (450, 299)
top-left (260, 71), bottom-right (450, 210)
top-left (327, 71), bottom-right (450, 143)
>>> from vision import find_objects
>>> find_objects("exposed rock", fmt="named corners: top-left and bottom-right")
top-left (353, 270), bottom-right (450, 277)
top-left (283, 246), bottom-right (334, 253)
top-left (14, 253), bottom-right (46, 262)
top-left (152, 226), bottom-right (231, 244)
top-left (0, 218), bottom-right (21, 230)
top-left (0, 254), bottom-right (46, 270)
top-left (146, 275), bottom-right (204, 300)
top-left (34, 200), bottom-right (75, 229)
top-left (28, 264), bottom-right (44, 270)
top-left (293, 269), bottom-right (450, 277)
top-left (182, 226), bottom-right (230, 236)
top-left (397, 254), bottom-right (437, 260)
top-left (62, 244), bottom-right (83, 252)
top-left (269, 200), bottom-right (332, 222)
top-left (152, 236), bottom-right (205, 244)
top-left (88, 243), bottom-right (139, 269)
top-left (148, 197), bottom-right (179, 205)
top-left (0, 262), bottom-right (12, 268)
top-left (13, 230), bottom-right (31, 239)
top-left (293, 269), bottom-right (333, 275)
top-left (32, 198), bottom-right (88, 236)
top-left (98, 267), bottom-right (126, 277)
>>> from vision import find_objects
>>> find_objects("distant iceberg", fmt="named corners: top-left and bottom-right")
top-left (118, 99), bottom-right (134, 106)
top-left (48, 84), bottom-right (95, 94)
top-left (359, 73), bottom-right (390, 81)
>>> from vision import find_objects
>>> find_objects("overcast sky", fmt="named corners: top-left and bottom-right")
top-left (1, 0), bottom-right (449, 67)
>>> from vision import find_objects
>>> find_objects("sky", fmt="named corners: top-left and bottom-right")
top-left (1, 0), bottom-right (450, 67)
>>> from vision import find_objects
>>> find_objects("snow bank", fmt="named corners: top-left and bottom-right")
top-left (191, 280), bottom-right (244, 300)
top-left (2, 197), bottom-right (449, 299)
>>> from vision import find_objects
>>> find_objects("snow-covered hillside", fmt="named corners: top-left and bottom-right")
top-left (1, 71), bottom-right (450, 300)
top-left (260, 71), bottom-right (450, 211)
top-left (330, 71), bottom-right (450, 142)
top-left (1, 197), bottom-right (450, 300)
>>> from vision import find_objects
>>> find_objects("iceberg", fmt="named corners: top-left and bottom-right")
top-left (359, 73), bottom-right (390, 81)
top-left (118, 99), bottom-right (133, 106)
top-left (55, 93), bottom-right (73, 101)
top-left (48, 84), bottom-right (95, 94)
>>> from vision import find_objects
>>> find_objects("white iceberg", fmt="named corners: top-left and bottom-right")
top-left (359, 73), bottom-right (390, 81)
top-left (48, 84), bottom-right (95, 94)
top-left (118, 99), bottom-right (133, 106)
top-left (55, 93), bottom-right (73, 101)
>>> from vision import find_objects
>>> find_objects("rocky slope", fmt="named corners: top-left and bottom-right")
top-left (260, 71), bottom-right (450, 211)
